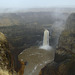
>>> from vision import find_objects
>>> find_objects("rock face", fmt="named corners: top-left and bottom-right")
top-left (39, 13), bottom-right (75, 75)
top-left (40, 58), bottom-right (75, 75)
top-left (0, 32), bottom-right (16, 74)
top-left (58, 13), bottom-right (75, 53)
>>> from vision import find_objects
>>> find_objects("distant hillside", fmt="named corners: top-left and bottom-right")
top-left (0, 12), bottom-right (56, 26)
top-left (0, 8), bottom-right (70, 26)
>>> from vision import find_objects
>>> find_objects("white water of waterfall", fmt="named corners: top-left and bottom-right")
top-left (40, 29), bottom-right (51, 50)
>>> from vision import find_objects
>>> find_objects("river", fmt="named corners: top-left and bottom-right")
top-left (18, 47), bottom-right (55, 75)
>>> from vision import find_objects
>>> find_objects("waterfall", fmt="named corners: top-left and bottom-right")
top-left (43, 29), bottom-right (49, 46)
top-left (40, 29), bottom-right (51, 50)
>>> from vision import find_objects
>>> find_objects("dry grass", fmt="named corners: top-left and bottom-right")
top-left (0, 69), bottom-right (12, 75)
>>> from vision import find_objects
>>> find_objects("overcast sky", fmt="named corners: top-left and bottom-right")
top-left (0, 0), bottom-right (75, 9)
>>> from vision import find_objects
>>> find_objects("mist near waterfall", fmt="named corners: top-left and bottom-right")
top-left (50, 10), bottom-right (70, 47)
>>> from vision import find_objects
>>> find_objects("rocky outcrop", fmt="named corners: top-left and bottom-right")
top-left (18, 60), bottom-right (26, 75)
top-left (0, 32), bottom-right (17, 75)
top-left (58, 13), bottom-right (75, 53)
top-left (40, 56), bottom-right (75, 75)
